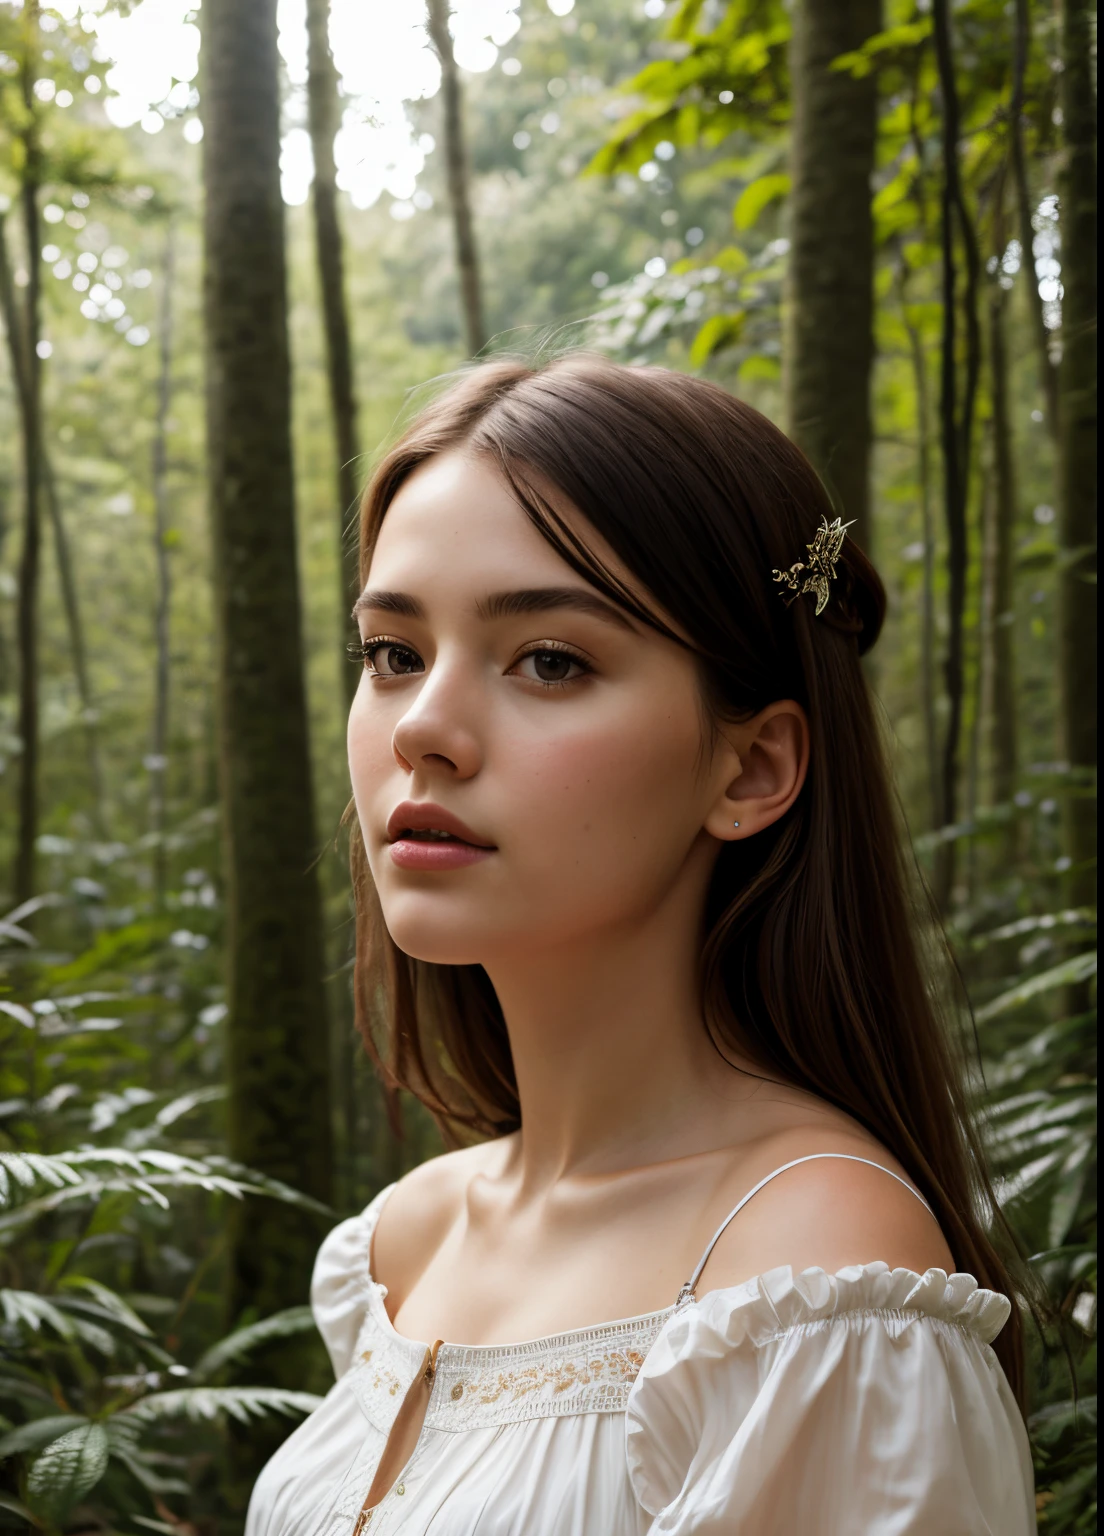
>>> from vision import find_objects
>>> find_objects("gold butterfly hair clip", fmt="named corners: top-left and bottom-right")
top-left (772, 515), bottom-right (853, 617)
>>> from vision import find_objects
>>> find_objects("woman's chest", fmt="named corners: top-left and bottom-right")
top-left (249, 1296), bottom-right (666, 1536)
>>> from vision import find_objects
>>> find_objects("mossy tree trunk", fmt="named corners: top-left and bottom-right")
top-left (150, 225), bottom-right (175, 907)
top-left (931, 0), bottom-right (982, 907)
top-left (12, 6), bottom-right (43, 909)
top-left (1011, 0), bottom-right (1059, 437)
top-left (1054, 0), bottom-right (1096, 907)
top-left (306, 0), bottom-right (362, 705)
top-left (200, 0), bottom-right (334, 1478)
top-left (986, 191), bottom-right (1019, 834)
top-left (784, 0), bottom-right (880, 555)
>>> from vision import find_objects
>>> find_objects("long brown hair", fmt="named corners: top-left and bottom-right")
top-left (349, 353), bottom-right (1025, 1401)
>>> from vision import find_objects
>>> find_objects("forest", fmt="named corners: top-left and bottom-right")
top-left (0, 0), bottom-right (1096, 1529)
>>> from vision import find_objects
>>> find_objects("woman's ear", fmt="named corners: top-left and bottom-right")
top-left (703, 701), bottom-right (809, 842)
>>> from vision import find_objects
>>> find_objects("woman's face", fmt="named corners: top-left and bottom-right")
top-left (348, 450), bottom-right (728, 967)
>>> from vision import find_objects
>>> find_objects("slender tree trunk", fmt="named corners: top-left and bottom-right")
top-left (0, 209), bottom-right (24, 721)
top-left (900, 297), bottom-right (941, 831)
top-left (931, 0), bottom-right (983, 908)
top-left (13, 13), bottom-right (42, 907)
top-left (2, 207), bottom-right (104, 839)
top-left (1011, 0), bottom-right (1059, 437)
top-left (783, 0), bottom-right (880, 554)
top-left (42, 460), bottom-right (107, 837)
top-left (150, 227), bottom-right (175, 908)
top-left (200, 0), bottom-right (333, 1488)
top-left (306, 0), bottom-right (362, 706)
top-left (426, 0), bottom-right (486, 357)
top-left (1054, 0), bottom-right (1096, 907)
top-left (986, 238), bottom-right (1019, 827)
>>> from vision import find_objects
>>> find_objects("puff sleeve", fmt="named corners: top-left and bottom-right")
top-left (309, 1184), bottom-right (394, 1379)
top-left (625, 1262), bottom-right (1036, 1536)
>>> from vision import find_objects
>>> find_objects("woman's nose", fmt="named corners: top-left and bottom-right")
top-left (391, 667), bottom-right (483, 779)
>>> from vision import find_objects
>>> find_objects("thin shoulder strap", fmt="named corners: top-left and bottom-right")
top-left (675, 1153), bottom-right (935, 1306)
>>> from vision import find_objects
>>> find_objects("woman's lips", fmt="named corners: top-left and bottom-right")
top-left (386, 801), bottom-right (496, 871)
top-left (389, 837), bottom-right (494, 871)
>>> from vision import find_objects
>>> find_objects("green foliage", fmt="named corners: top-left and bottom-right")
top-left (0, 885), bottom-right (333, 1528)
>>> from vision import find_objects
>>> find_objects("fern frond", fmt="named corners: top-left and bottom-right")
top-left (190, 1306), bottom-right (316, 1382)
top-left (119, 1385), bottom-right (322, 1425)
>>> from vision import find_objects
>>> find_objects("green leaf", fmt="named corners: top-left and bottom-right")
top-left (57, 1275), bottom-right (154, 1338)
top-left (27, 1423), bottom-right (109, 1524)
top-left (191, 1306), bottom-right (317, 1383)
top-left (1049, 1143), bottom-right (1093, 1251)
top-left (733, 172), bottom-right (790, 230)
top-left (119, 1386), bottom-right (322, 1425)
top-left (975, 952), bottom-right (1097, 1022)
top-left (0, 1414), bottom-right (89, 1461)
top-left (690, 311), bottom-right (746, 366)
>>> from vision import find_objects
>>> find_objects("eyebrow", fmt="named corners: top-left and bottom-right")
top-left (354, 586), bottom-right (635, 631)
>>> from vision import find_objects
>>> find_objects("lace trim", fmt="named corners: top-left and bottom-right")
top-left (347, 1291), bottom-right (673, 1432)
top-left (426, 1312), bottom-right (672, 1430)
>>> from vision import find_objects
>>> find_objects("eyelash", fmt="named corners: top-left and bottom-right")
top-left (348, 636), bottom-right (594, 687)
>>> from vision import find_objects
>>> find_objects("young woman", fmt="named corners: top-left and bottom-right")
top-left (248, 356), bottom-right (1035, 1534)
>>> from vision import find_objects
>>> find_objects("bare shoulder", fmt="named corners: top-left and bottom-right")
top-left (699, 1123), bottom-right (955, 1293)
top-left (370, 1137), bottom-right (506, 1293)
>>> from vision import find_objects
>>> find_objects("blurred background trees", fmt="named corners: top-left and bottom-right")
top-left (0, 0), bottom-right (1096, 1529)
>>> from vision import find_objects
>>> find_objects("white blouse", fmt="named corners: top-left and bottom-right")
top-left (247, 1158), bottom-right (1036, 1536)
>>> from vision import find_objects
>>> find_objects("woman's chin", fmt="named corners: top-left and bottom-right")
top-left (382, 916), bottom-right (489, 968)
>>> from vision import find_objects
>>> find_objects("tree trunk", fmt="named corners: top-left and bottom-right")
top-left (426, 0), bottom-right (486, 357)
top-left (0, 211), bottom-right (21, 701)
top-left (200, 0), bottom-right (333, 1479)
top-left (1054, 0), bottom-right (1096, 907)
top-left (306, 0), bottom-right (362, 706)
top-left (2, 206), bottom-right (104, 841)
top-left (42, 457), bottom-right (107, 838)
top-left (986, 251), bottom-right (1019, 825)
top-left (150, 226), bottom-right (175, 908)
top-left (13, 11), bottom-right (43, 908)
top-left (899, 290), bottom-right (941, 831)
top-left (1011, 0), bottom-right (1059, 437)
top-left (783, 0), bottom-right (880, 555)
top-left (931, 0), bottom-right (983, 909)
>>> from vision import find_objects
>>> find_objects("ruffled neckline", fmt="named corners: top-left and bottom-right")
top-left (668, 1260), bottom-right (1011, 1347)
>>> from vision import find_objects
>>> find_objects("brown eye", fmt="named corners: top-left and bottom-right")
top-left (514, 648), bottom-right (588, 685)
top-left (364, 642), bottom-right (423, 677)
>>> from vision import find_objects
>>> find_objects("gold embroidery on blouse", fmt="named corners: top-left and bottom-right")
top-left (458, 1346), bottom-right (647, 1407)
top-left (370, 1365), bottom-right (403, 1397)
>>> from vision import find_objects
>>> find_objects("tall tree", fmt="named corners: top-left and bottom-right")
top-left (200, 0), bottom-right (333, 1417)
top-left (1010, 0), bottom-right (1058, 436)
top-left (426, 0), bottom-right (486, 357)
top-left (10, 1), bottom-right (43, 907)
top-left (1, 216), bottom-right (105, 842)
top-left (784, 0), bottom-right (880, 554)
top-left (931, 0), bottom-right (982, 905)
top-left (985, 229), bottom-right (1019, 822)
top-left (306, 0), bottom-right (362, 704)
top-left (150, 226), bottom-right (175, 907)
top-left (1054, 0), bottom-right (1096, 905)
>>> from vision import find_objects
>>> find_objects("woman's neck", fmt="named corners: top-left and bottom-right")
top-left (483, 883), bottom-right (754, 1195)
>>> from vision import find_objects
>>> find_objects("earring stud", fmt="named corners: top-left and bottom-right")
top-left (733, 821), bottom-right (740, 829)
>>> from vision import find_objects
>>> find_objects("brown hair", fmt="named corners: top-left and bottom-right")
top-left (350, 353), bottom-right (1025, 1402)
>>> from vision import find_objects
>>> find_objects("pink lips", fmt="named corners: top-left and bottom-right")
top-left (386, 801), bottom-right (496, 872)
